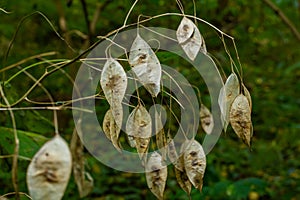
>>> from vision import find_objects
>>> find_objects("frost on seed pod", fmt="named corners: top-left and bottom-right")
top-left (27, 135), bottom-right (72, 200)
top-left (200, 104), bottom-right (214, 135)
top-left (176, 17), bottom-right (203, 61)
top-left (218, 72), bottom-right (240, 132)
top-left (229, 94), bottom-right (252, 147)
top-left (129, 34), bottom-right (161, 97)
top-left (183, 139), bottom-right (206, 191)
top-left (103, 108), bottom-right (122, 151)
top-left (145, 152), bottom-right (168, 200)
top-left (126, 105), bottom-right (152, 160)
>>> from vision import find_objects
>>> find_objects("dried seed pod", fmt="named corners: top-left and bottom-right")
top-left (200, 104), bottom-right (214, 134)
top-left (175, 155), bottom-right (192, 195)
top-left (126, 135), bottom-right (136, 148)
top-left (136, 137), bottom-right (151, 163)
top-left (176, 140), bottom-right (191, 171)
top-left (176, 17), bottom-right (202, 61)
top-left (103, 109), bottom-right (113, 141)
top-left (176, 17), bottom-right (195, 44)
top-left (200, 35), bottom-right (207, 54)
top-left (242, 84), bottom-right (252, 110)
top-left (166, 130), bottom-right (179, 165)
top-left (218, 73), bottom-right (240, 131)
top-left (128, 34), bottom-right (161, 97)
top-left (103, 108), bottom-right (122, 151)
top-left (183, 139), bottom-right (206, 191)
top-left (27, 135), bottom-right (72, 200)
top-left (229, 94), bottom-right (252, 147)
top-left (70, 129), bottom-right (93, 198)
top-left (100, 58), bottom-right (126, 130)
top-left (100, 58), bottom-right (127, 105)
top-left (126, 105), bottom-right (152, 159)
top-left (155, 111), bottom-right (167, 161)
top-left (145, 152), bottom-right (168, 200)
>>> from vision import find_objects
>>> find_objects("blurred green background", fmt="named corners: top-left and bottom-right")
top-left (0, 0), bottom-right (299, 199)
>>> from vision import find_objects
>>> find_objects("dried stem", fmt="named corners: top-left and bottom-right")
top-left (0, 52), bottom-right (57, 73)
top-left (0, 8), bottom-right (11, 14)
top-left (21, 69), bottom-right (59, 135)
top-left (262, 0), bottom-right (300, 41)
top-left (0, 85), bottom-right (19, 200)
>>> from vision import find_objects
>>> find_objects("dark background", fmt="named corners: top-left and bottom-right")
top-left (0, 0), bottom-right (299, 199)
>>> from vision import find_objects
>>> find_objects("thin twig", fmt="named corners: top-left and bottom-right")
top-left (0, 52), bottom-right (57, 73)
top-left (123, 0), bottom-right (139, 27)
top-left (80, 0), bottom-right (92, 42)
top-left (262, 0), bottom-right (300, 41)
top-left (0, 106), bottom-right (93, 113)
top-left (21, 69), bottom-right (59, 135)
top-left (0, 192), bottom-right (32, 200)
top-left (0, 8), bottom-right (11, 14)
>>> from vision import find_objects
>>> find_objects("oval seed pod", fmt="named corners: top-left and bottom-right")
top-left (100, 58), bottom-right (127, 105)
top-left (27, 135), bottom-right (72, 200)
top-left (128, 34), bottom-right (161, 97)
top-left (219, 73), bottom-right (240, 132)
top-left (145, 152), bottom-right (168, 200)
top-left (183, 139), bottom-right (206, 191)
top-left (70, 130), bottom-right (93, 198)
top-left (126, 105), bottom-right (152, 159)
top-left (176, 17), bottom-right (202, 61)
top-left (176, 17), bottom-right (195, 44)
top-left (229, 94), bottom-right (252, 147)
top-left (242, 84), bottom-right (252, 110)
top-left (176, 139), bottom-right (191, 171)
top-left (102, 108), bottom-right (122, 151)
top-left (175, 155), bottom-right (192, 196)
top-left (166, 130), bottom-right (179, 165)
top-left (155, 111), bottom-right (167, 161)
top-left (103, 109), bottom-right (113, 141)
top-left (200, 104), bottom-right (214, 134)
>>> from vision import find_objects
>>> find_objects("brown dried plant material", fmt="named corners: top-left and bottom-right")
top-left (103, 109), bottom-right (113, 141)
top-left (166, 130), bottom-right (178, 165)
top-left (70, 130), bottom-right (93, 198)
top-left (103, 108), bottom-right (122, 151)
top-left (126, 105), bottom-right (152, 160)
top-left (242, 84), bottom-right (252, 110)
top-left (183, 139), bottom-right (206, 191)
top-left (176, 17), bottom-right (195, 44)
top-left (218, 72), bottom-right (240, 132)
top-left (176, 140), bottom-right (191, 171)
top-left (200, 104), bottom-right (214, 135)
top-left (100, 58), bottom-right (127, 106)
top-left (176, 17), bottom-right (202, 61)
top-left (100, 58), bottom-right (126, 131)
top-left (128, 34), bottom-right (161, 97)
top-left (155, 111), bottom-right (167, 161)
top-left (145, 152), bottom-right (168, 200)
top-left (200, 35), bottom-right (207, 54)
top-left (229, 94), bottom-right (252, 147)
top-left (126, 134), bottom-right (137, 148)
top-left (27, 135), bottom-right (72, 200)
top-left (175, 155), bottom-right (192, 196)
